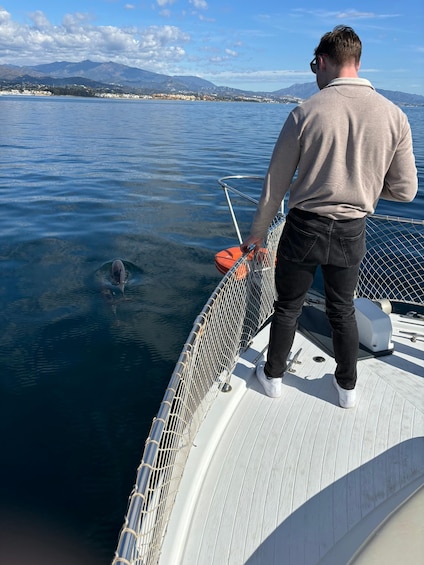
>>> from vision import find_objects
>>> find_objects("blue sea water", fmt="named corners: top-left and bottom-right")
top-left (0, 96), bottom-right (423, 563)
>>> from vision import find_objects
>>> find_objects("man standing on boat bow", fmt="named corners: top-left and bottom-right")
top-left (240, 25), bottom-right (417, 407)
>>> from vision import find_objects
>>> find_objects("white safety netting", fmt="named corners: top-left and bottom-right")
top-left (357, 215), bottom-right (424, 306)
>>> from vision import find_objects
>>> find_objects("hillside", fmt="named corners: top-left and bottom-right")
top-left (1, 60), bottom-right (423, 106)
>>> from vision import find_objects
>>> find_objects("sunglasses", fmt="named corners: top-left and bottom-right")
top-left (310, 57), bottom-right (317, 74)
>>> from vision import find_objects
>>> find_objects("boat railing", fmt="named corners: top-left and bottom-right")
top-left (218, 175), bottom-right (285, 243)
top-left (112, 176), bottom-right (424, 565)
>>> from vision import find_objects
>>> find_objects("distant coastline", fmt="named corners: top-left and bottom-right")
top-left (0, 87), bottom-right (300, 104)
top-left (1, 59), bottom-right (423, 106)
top-left (1, 87), bottom-right (422, 108)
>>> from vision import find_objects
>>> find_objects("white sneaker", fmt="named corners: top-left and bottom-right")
top-left (256, 362), bottom-right (281, 398)
top-left (333, 376), bottom-right (356, 408)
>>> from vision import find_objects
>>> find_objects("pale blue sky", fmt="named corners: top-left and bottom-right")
top-left (0, 1), bottom-right (423, 94)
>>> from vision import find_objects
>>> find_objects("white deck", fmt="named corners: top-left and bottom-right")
top-left (160, 313), bottom-right (424, 565)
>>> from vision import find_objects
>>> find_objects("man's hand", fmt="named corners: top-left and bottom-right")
top-left (240, 235), bottom-right (263, 254)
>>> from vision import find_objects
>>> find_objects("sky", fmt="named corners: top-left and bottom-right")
top-left (0, 1), bottom-right (423, 95)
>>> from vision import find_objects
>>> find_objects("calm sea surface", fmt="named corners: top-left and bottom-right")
top-left (0, 96), bottom-right (423, 563)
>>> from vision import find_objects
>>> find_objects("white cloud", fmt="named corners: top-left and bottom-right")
top-left (293, 8), bottom-right (400, 21)
top-left (157, 0), bottom-right (176, 6)
top-left (204, 69), bottom-right (310, 85)
top-left (62, 12), bottom-right (94, 32)
top-left (29, 10), bottom-right (51, 28)
top-left (0, 9), bottom-right (190, 71)
top-left (189, 0), bottom-right (208, 10)
top-left (0, 7), bottom-right (11, 25)
top-left (334, 10), bottom-right (399, 19)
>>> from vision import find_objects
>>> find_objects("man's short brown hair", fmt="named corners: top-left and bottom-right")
top-left (314, 25), bottom-right (362, 66)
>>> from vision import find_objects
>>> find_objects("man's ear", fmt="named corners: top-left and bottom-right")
top-left (317, 54), bottom-right (327, 71)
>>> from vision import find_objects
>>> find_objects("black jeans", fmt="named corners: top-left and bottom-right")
top-left (264, 208), bottom-right (366, 390)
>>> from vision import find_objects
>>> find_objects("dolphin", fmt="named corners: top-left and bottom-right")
top-left (110, 259), bottom-right (127, 294)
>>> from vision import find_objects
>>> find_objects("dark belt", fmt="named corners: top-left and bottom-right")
top-left (290, 208), bottom-right (320, 220)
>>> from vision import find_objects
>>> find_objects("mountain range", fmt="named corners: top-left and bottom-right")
top-left (1, 60), bottom-right (423, 105)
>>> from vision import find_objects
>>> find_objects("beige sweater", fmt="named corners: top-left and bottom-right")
top-left (250, 78), bottom-right (418, 240)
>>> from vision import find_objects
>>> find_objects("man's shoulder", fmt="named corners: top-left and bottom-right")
top-left (291, 89), bottom-right (334, 115)
top-left (362, 89), bottom-right (408, 121)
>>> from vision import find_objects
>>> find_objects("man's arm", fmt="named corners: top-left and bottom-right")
top-left (240, 113), bottom-right (300, 251)
top-left (380, 119), bottom-right (418, 202)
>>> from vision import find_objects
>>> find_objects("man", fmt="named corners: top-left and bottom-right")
top-left (240, 26), bottom-right (417, 407)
